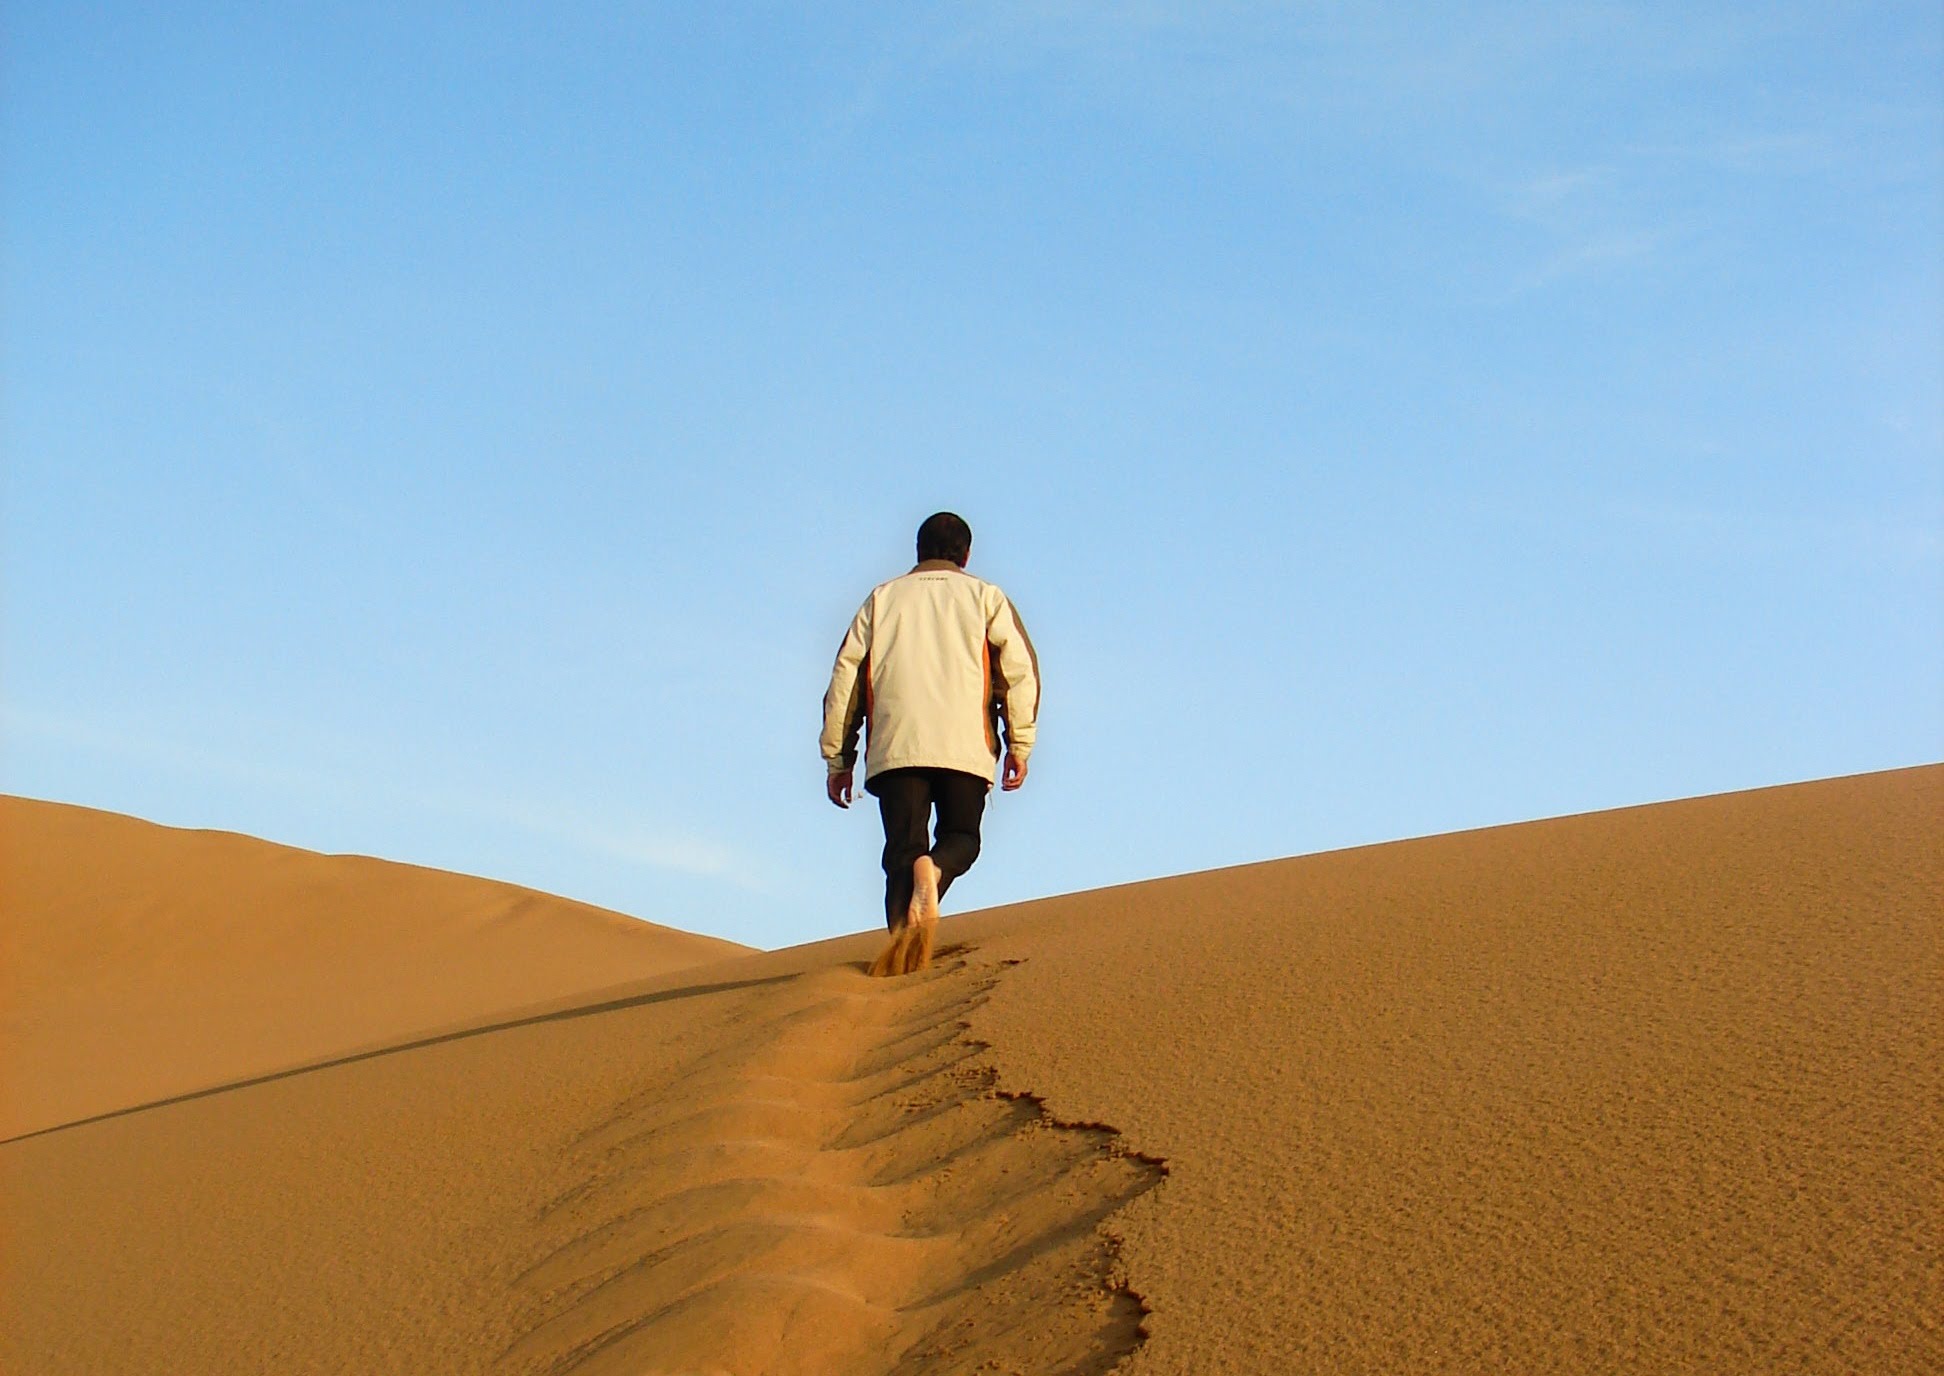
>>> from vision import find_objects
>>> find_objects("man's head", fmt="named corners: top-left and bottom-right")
top-left (916, 511), bottom-right (972, 567)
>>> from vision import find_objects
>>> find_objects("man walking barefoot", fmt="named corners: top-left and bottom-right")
top-left (821, 512), bottom-right (1040, 976)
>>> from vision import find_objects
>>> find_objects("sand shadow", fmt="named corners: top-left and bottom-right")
top-left (1, 973), bottom-right (795, 1145)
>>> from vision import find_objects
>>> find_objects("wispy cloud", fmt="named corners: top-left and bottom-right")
top-left (1, 704), bottom-right (323, 794)
top-left (1510, 167), bottom-right (1613, 215)
top-left (1503, 61), bottom-right (1933, 273)
top-left (947, 1), bottom-right (1682, 118)
top-left (1621, 131), bottom-right (1841, 177)
top-left (0, 703), bottom-right (757, 888)
top-left (1519, 226), bottom-right (1672, 295)
top-left (1482, 163), bottom-right (1680, 298)
top-left (433, 788), bottom-right (750, 885)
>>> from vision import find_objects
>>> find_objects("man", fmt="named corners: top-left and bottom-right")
top-left (821, 512), bottom-right (1040, 977)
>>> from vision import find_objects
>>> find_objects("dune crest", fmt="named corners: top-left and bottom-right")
top-left (0, 795), bottom-right (748, 1139)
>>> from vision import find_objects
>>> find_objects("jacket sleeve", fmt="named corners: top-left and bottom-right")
top-left (820, 595), bottom-right (873, 775)
top-left (985, 588), bottom-right (1040, 762)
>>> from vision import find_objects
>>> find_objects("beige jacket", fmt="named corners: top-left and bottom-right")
top-left (822, 560), bottom-right (1040, 785)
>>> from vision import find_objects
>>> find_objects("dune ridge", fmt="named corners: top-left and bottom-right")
top-left (0, 795), bottom-right (749, 1139)
top-left (4, 765), bottom-right (1938, 1373)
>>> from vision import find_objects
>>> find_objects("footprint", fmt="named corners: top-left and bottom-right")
top-left (499, 953), bottom-right (1166, 1376)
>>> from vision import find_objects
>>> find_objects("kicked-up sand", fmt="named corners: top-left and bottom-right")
top-left (2, 765), bottom-right (1938, 1373)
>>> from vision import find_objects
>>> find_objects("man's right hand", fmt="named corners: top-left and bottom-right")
top-left (827, 768), bottom-right (855, 809)
top-left (1001, 752), bottom-right (1028, 791)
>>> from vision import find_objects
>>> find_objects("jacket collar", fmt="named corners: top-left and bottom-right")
top-left (911, 559), bottom-right (967, 573)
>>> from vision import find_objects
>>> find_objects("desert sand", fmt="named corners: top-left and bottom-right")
top-left (2, 765), bottom-right (1938, 1374)
top-left (0, 797), bottom-right (749, 1140)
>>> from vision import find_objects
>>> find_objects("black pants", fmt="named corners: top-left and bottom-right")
top-left (868, 766), bottom-right (989, 931)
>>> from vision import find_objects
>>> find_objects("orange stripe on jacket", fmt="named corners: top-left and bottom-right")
top-left (982, 640), bottom-right (999, 754)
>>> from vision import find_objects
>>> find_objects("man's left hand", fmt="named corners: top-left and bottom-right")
top-left (827, 768), bottom-right (855, 808)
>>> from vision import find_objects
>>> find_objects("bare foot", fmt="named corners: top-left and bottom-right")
top-left (903, 856), bottom-right (941, 974)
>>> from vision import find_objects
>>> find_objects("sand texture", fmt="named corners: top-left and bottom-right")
top-left (3, 766), bottom-right (1938, 1373)
top-left (0, 796), bottom-right (749, 1139)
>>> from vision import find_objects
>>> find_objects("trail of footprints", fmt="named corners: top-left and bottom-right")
top-left (499, 951), bottom-right (1164, 1376)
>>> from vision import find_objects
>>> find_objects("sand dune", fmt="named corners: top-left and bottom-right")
top-left (3, 766), bottom-right (1938, 1373)
top-left (0, 796), bottom-right (748, 1139)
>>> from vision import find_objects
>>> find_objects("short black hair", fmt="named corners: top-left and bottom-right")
top-left (916, 511), bottom-right (972, 566)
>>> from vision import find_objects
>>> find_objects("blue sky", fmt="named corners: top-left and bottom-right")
top-left (6, 3), bottom-right (1940, 948)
